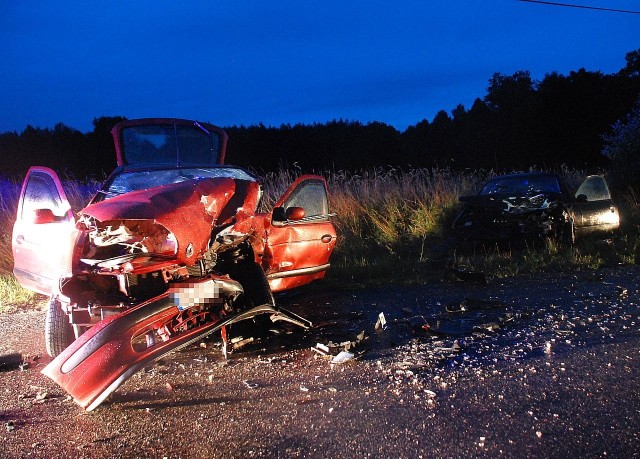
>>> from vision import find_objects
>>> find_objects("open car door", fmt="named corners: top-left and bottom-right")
top-left (572, 175), bottom-right (620, 236)
top-left (265, 175), bottom-right (337, 292)
top-left (12, 167), bottom-right (77, 295)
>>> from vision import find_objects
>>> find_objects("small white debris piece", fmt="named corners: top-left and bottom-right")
top-left (375, 312), bottom-right (387, 330)
top-left (242, 380), bottom-right (259, 389)
top-left (312, 343), bottom-right (330, 355)
top-left (232, 337), bottom-right (254, 350)
top-left (299, 385), bottom-right (310, 392)
top-left (331, 351), bottom-right (355, 364)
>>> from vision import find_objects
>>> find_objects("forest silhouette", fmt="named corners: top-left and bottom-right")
top-left (1, 50), bottom-right (639, 179)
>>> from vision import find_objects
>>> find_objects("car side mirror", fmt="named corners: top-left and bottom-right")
top-left (575, 194), bottom-right (588, 203)
top-left (285, 206), bottom-right (306, 221)
top-left (31, 208), bottom-right (56, 224)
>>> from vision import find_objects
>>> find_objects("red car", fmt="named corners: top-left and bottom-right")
top-left (12, 118), bottom-right (337, 410)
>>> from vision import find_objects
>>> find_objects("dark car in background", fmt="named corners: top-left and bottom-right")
top-left (452, 172), bottom-right (619, 244)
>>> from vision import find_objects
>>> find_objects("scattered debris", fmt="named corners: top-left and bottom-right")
top-left (375, 312), bottom-right (387, 330)
top-left (232, 337), bottom-right (254, 350)
top-left (433, 341), bottom-right (462, 353)
top-left (242, 380), bottom-right (259, 389)
top-left (6, 420), bottom-right (16, 432)
top-left (312, 343), bottom-right (331, 356)
top-left (331, 351), bottom-right (355, 364)
top-left (446, 298), bottom-right (506, 313)
top-left (311, 329), bottom-right (368, 365)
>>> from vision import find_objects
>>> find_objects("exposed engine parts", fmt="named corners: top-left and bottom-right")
top-left (80, 217), bottom-right (178, 260)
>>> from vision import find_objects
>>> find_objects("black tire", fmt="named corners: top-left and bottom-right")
top-left (45, 297), bottom-right (74, 357)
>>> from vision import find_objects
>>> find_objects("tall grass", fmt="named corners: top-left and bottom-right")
top-left (260, 167), bottom-right (488, 260)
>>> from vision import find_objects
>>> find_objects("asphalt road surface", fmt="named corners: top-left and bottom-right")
top-left (1, 266), bottom-right (639, 458)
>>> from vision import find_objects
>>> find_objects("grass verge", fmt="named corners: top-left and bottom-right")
top-left (0, 275), bottom-right (44, 313)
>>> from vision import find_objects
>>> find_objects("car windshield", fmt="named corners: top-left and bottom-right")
top-left (102, 167), bottom-right (257, 196)
top-left (121, 123), bottom-right (221, 166)
top-left (480, 175), bottom-right (560, 196)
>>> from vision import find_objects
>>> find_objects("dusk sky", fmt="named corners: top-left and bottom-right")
top-left (1, 1), bottom-right (638, 133)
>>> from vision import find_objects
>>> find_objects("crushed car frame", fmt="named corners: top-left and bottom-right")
top-left (12, 118), bottom-right (337, 410)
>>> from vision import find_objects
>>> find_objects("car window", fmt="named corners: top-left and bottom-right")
top-left (575, 176), bottom-right (611, 201)
top-left (284, 179), bottom-right (329, 218)
top-left (121, 124), bottom-right (221, 166)
top-left (20, 171), bottom-right (65, 219)
top-left (103, 167), bottom-right (256, 196)
top-left (480, 175), bottom-right (560, 195)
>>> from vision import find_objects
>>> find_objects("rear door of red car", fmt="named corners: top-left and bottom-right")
top-left (264, 175), bottom-right (337, 292)
top-left (12, 167), bottom-right (77, 295)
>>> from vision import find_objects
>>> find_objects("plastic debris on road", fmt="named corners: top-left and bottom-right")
top-left (375, 312), bottom-right (387, 330)
top-left (331, 351), bottom-right (355, 364)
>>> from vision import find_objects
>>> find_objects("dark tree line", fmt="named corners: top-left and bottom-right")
top-left (1, 50), bottom-right (639, 179)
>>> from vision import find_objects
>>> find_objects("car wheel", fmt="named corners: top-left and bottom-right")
top-left (45, 297), bottom-right (74, 357)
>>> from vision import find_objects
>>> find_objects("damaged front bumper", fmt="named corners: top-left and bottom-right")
top-left (41, 275), bottom-right (311, 411)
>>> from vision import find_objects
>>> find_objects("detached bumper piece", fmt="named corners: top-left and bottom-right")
top-left (42, 276), bottom-right (311, 411)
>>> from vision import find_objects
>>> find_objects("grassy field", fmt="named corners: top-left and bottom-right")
top-left (1, 168), bottom-right (637, 311)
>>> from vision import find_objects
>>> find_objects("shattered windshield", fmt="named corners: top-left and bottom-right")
top-left (103, 167), bottom-right (257, 196)
top-left (121, 123), bottom-right (221, 166)
top-left (480, 175), bottom-right (560, 196)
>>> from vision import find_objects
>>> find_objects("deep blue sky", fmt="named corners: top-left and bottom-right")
top-left (1, 1), bottom-right (638, 133)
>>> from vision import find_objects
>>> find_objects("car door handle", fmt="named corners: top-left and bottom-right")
top-left (15, 235), bottom-right (24, 244)
top-left (321, 234), bottom-right (333, 243)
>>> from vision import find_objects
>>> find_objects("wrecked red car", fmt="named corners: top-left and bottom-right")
top-left (12, 118), bottom-right (337, 410)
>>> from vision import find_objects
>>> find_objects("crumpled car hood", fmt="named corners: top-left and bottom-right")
top-left (80, 178), bottom-right (238, 265)
top-left (459, 192), bottom-right (562, 214)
